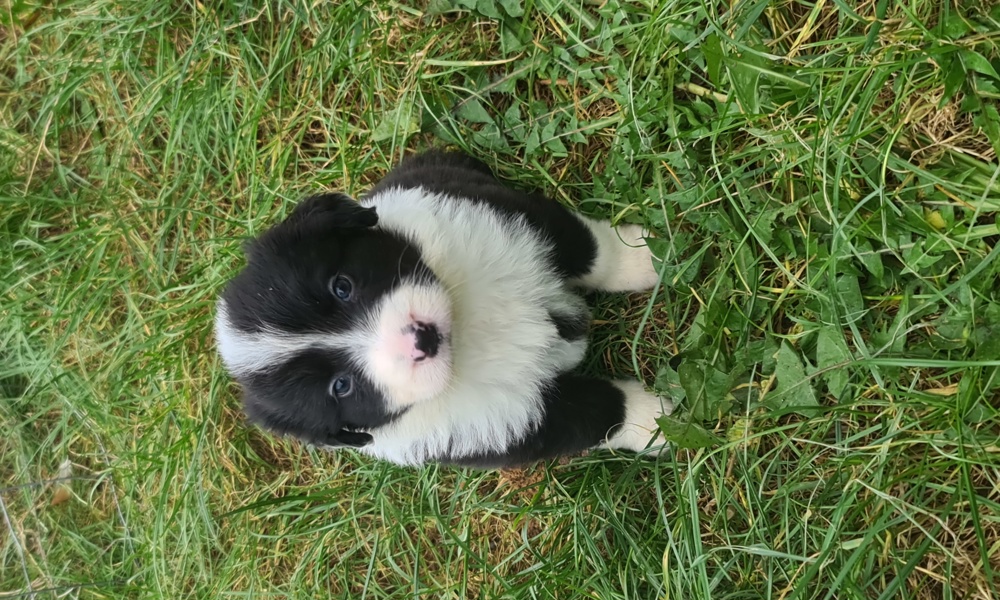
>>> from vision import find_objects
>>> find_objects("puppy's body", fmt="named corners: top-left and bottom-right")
top-left (216, 151), bottom-right (671, 468)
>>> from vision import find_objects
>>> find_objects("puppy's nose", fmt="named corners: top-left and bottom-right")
top-left (413, 322), bottom-right (440, 360)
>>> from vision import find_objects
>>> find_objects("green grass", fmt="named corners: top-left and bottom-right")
top-left (2, 0), bottom-right (999, 597)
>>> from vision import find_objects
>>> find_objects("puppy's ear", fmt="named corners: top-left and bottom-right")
top-left (286, 193), bottom-right (378, 229)
top-left (241, 193), bottom-right (377, 264)
top-left (323, 429), bottom-right (373, 448)
top-left (242, 393), bottom-right (372, 448)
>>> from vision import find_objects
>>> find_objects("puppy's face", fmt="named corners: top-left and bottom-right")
top-left (215, 193), bottom-right (453, 448)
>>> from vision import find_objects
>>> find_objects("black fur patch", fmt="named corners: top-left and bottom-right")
top-left (222, 194), bottom-right (433, 335)
top-left (241, 347), bottom-right (395, 448)
top-left (365, 150), bottom-right (599, 280)
top-left (549, 310), bottom-right (589, 341)
top-left (441, 374), bottom-right (627, 468)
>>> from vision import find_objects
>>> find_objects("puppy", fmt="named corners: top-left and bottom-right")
top-left (215, 151), bottom-right (672, 468)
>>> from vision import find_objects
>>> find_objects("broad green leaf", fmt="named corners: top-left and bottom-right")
top-left (941, 56), bottom-right (966, 106)
top-left (682, 301), bottom-right (720, 351)
top-left (961, 49), bottom-right (1000, 81)
top-left (961, 89), bottom-right (983, 112)
top-left (729, 58), bottom-right (808, 89)
top-left (964, 402), bottom-right (994, 425)
top-left (654, 365), bottom-right (687, 405)
top-left (498, 0), bottom-right (524, 17)
top-left (901, 240), bottom-right (944, 274)
top-left (816, 326), bottom-right (851, 397)
top-left (678, 360), bottom-right (733, 421)
top-left (874, 294), bottom-right (909, 356)
top-left (734, 338), bottom-right (779, 375)
top-left (836, 274), bottom-right (864, 325)
top-left (656, 415), bottom-right (720, 449)
top-left (677, 247), bottom-right (706, 285)
top-left (502, 103), bottom-right (524, 141)
top-left (425, 0), bottom-right (454, 15)
top-left (678, 361), bottom-right (705, 412)
top-left (646, 239), bottom-right (707, 286)
top-left (974, 303), bottom-right (1000, 360)
top-left (457, 98), bottom-right (494, 124)
top-left (665, 22), bottom-right (697, 44)
top-left (646, 237), bottom-right (671, 264)
top-left (932, 306), bottom-right (970, 349)
top-left (855, 239), bottom-right (883, 280)
top-left (767, 342), bottom-right (819, 416)
top-left (703, 34), bottom-right (723, 87)
top-left (499, 23), bottom-right (526, 53)
top-left (940, 11), bottom-right (972, 39)
top-left (525, 128), bottom-right (540, 155)
top-left (544, 133), bottom-right (568, 155)
top-left (540, 117), bottom-right (567, 154)
top-left (726, 56), bottom-right (761, 114)
top-left (472, 122), bottom-right (509, 151)
top-left (372, 104), bottom-right (421, 142)
top-left (475, 0), bottom-right (502, 19)
top-left (974, 104), bottom-right (1000, 157)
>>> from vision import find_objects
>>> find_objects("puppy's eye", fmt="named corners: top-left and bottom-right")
top-left (329, 275), bottom-right (353, 301)
top-left (329, 375), bottom-right (353, 398)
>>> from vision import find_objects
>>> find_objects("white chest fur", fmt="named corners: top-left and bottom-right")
top-left (359, 188), bottom-right (589, 464)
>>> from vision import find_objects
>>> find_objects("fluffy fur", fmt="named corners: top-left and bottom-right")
top-left (215, 151), bottom-right (672, 468)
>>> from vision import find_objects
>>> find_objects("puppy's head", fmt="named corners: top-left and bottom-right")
top-left (215, 193), bottom-right (453, 448)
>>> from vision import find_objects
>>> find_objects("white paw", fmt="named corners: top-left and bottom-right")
top-left (612, 224), bottom-right (660, 292)
top-left (601, 380), bottom-right (673, 454)
top-left (571, 217), bottom-right (660, 292)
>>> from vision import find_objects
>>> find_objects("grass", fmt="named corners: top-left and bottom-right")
top-left (2, 0), bottom-right (999, 597)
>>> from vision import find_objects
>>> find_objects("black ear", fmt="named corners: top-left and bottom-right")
top-left (241, 193), bottom-right (378, 264)
top-left (242, 394), bottom-right (373, 449)
top-left (324, 429), bottom-right (373, 448)
top-left (286, 193), bottom-right (378, 229)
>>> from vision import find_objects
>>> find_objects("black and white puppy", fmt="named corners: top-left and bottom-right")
top-left (215, 151), bottom-right (672, 468)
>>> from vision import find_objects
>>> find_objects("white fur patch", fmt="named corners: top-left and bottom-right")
top-left (600, 380), bottom-right (672, 453)
top-left (571, 217), bottom-right (659, 292)
top-left (214, 304), bottom-right (325, 376)
top-left (365, 281), bottom-right (453, 407)
top-left (356, 187), bottom-right (589, 465)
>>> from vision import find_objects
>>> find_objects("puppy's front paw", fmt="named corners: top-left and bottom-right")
top-left (572, 217), bottom-right (660, 292)
top-left (612, 224), bottom-right (660, 292)
top-left (602, 380), bottom-right (673, 454)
